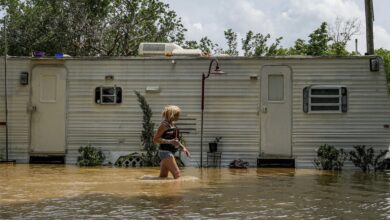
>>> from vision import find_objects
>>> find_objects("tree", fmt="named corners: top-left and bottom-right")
top-left (376, 48), bottom-right (390, 90)
top-left (307, 22), bottom-right (331, 56)
top-left (224, 29), bottom-right (238, 56)
top-left (289, 38), bottom-right (308, 55)
top-left (241, 30), bottom-right (283, 57)
top-left (328, 17), bottom-right (361, 56)
top-left (199, 37), bottom-right (218, 55)
top-left (241, 30), bottom-right (254, 56)
top-left (183, 36), bottom-right (221, 55)
top-left (0, 0), bottom-right (187, 56)
top-left (329, 17), bottom-right (361, 46)
top-left (266, 36), bottom-right (283, 56)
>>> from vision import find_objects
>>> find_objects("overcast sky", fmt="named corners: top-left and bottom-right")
top-left (162, 0), bottom-right (390, 54)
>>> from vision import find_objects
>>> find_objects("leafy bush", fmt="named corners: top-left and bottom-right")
top-left (349, 145), bottom-right (389, 172)
top-left (314, 144), bottom-right (348, 170)
top-left (77, 144), bottom-right (105, 166)
top-left (349, 145), bottom-right (373, 172)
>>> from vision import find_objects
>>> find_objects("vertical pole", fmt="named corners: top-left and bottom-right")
top-left (200, 74), bottom-right (205, 168)
top-left (365, 0), bottom-right (374, 55)
top-left (355, 38), bottom-right (358, 54)
top-left (3, 15), bottom-right (9, 161)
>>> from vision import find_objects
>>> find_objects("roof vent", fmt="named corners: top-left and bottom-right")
top-left (138, 42), bottom-right (201, 56)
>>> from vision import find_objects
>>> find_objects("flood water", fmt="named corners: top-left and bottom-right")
top-left (1, 164), bottom-right (389, 219)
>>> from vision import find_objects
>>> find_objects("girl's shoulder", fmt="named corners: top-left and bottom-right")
top-left (160, 120), bottom-right (171, 128)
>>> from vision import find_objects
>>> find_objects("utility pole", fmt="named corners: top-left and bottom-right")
top-left (365, 0), bottom-right (374, 55)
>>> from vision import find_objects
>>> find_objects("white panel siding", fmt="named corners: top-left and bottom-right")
top-left (65, 59), bottom-right (260, 166)
top-left (2, 57), bottom-right (389, 168)
top-left (291, 58), bottom-right (390, 167)
top-left (0, 58), bottom-right (31, 162)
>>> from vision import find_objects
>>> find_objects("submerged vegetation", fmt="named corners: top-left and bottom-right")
top-left (314, 144), bottom-right (389, 172)
top-left (77, 144), bottom-right (106, 166)
top-left (349, 145), bottom-right (389, 172)
top-left (314, 144), bottom-right (348, 170)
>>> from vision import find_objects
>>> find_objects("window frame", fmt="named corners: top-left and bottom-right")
top-left (303, 85), bottom-right (347, 114)
top-left (95, 85), bottom-right (122, 105)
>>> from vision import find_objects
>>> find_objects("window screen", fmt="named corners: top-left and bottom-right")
top-left (95, 86), bottom-right (122, 104)
top-left (303, 86), bottom-right (347, 113)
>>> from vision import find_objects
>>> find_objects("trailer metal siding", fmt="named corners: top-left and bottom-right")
top-left (1, 57), bottom-right (389, 167)
top-left (0, 59), bottom-right (30, 162)
top-left (64, 59), bottom-right (260, 165)
top-left (291, 58), bottom-right (390, 167)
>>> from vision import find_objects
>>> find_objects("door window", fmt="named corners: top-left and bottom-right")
top-left (268, 74), bottom-right (284, 101)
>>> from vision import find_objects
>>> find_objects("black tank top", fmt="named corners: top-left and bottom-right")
top-left (159, 122), bottom-right (179, 154)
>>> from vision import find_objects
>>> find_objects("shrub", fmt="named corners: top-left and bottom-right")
top-left (77, 144), bottom-right (105, 166)
top-left (314, 144), bottom-right (347, 170)
top-left (350, 145), bottom-right (389, 172)
top-left (134, 90), bottom-right (159, 166)
top-left (374, 150), bottom-right (390, 171)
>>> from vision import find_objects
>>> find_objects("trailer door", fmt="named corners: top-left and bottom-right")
top-left (30, 66), bottom-right (66, 154)
top-left (260, 66), bottom-right (292, 156)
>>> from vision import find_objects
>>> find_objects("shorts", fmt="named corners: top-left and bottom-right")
top-left (159, 150), bottom-right (174, 161)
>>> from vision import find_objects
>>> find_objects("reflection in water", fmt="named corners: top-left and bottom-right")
top-left (1, 164), bottom-right (389, 219)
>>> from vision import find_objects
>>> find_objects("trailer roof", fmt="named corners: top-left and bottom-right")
top-left (2, 55), bottom-right (381, 61)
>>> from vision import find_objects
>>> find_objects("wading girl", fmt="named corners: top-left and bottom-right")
top-left (153, 105), bottom-right (190, 179)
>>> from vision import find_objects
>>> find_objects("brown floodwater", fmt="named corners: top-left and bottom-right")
top-left (0, 164), bottom-right (389, 219)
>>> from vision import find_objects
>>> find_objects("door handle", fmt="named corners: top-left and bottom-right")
top-left (27, 104), bottom-right (37, 113)
top-left (262, 106), bottom-right (267, 113)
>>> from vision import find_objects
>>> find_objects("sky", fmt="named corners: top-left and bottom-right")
top-left (161, 0), bottom-right (390, 54)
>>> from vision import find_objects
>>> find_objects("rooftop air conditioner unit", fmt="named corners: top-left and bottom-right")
top-left (138, 42), bottom-right (182, 56)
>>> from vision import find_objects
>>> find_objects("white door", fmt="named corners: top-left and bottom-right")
top-left (31, 66), bottom-right (66, 154)
top-left (260, 66), bottom-right (292, 156)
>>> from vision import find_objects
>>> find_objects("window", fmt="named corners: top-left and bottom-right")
top-left (95, 86), bottom-right (122, 104)
top-left (268, 75), bottom-right (284, 101)
top-left (303, 86), bottom-right (347, 113)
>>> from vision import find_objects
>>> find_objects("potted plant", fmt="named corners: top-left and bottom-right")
top-left (209, 136), bottom-right (222, 153)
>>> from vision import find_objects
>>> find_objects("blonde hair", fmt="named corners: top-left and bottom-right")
top-left (162, 105), bottom-right (181, 122)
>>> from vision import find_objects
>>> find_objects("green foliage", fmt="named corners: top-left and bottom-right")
top-left (224, 29), bottom-right (238, 56)
top-left (289, 39), bottom-right (308, 55)
top-left (307, 22), bottom-right (331, 56)
top-left (134, 90), bottom-right (159, 166)
top-left (328, 42), bottom-right (349, 56)
top-left (313, 144), bottom-right (348, 170)
top-left (0, 0), bottom-right (186, 56)
top-left (183, 36), bottom-right (221, 55)
top-left (349, 145), bottom-right (389, 172)
top-left (241, 30), bottom-right (283, 57)
top-left (376, 48), bottom-right (390, 91)
top-left (77, 144), bottom-right (105, 166)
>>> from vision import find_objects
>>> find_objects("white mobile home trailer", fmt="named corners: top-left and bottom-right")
top-left (0, 56), bottom-right (389, 167)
